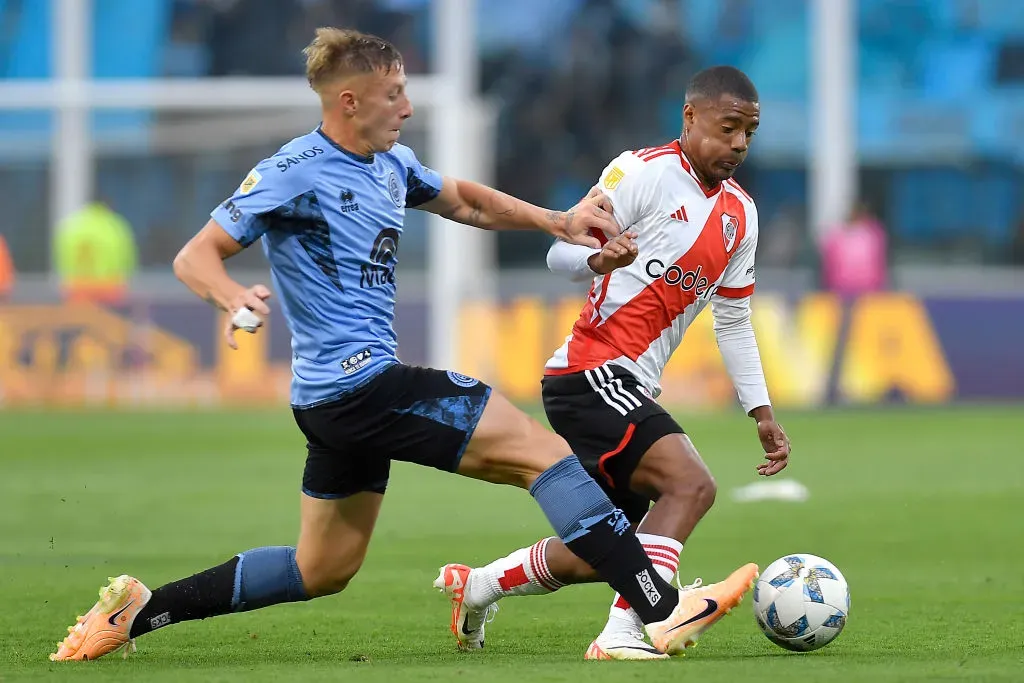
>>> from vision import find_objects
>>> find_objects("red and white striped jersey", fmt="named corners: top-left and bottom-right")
top-left (545, 139), bottom-right (759, 398)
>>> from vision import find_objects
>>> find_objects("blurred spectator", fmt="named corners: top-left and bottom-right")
top-left (206, 0), bottom-right (303, 76)
top-left (820, 201), bottom-right (889, 296)
top-left (54, 200), bottom-right (138, 305)
top-left (0, 233), bottom-right (13, 301)
top-left (1009, 216), bottom-right (1024, 266)
top-left (759, 204), bottom-right (807, 269)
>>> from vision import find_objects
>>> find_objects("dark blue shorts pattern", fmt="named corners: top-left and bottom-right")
top-left (292, 364), bottom-right (491, 499)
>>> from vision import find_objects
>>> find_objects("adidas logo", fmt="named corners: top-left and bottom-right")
top-left (669, 205), bottom-right (688, 221)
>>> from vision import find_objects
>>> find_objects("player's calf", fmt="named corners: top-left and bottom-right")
top-left (295, 490), bottom-right (381, 597)
top-left (629, 433), bottom-right (717, 541)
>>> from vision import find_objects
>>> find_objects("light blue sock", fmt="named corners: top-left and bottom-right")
top-left (529, 455), bottom-right (623, 544)
top-left (231, 546), bottom-right (309, 612)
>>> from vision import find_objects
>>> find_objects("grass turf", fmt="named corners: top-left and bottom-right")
top-left (1, 405), bottom-right (1022, 681)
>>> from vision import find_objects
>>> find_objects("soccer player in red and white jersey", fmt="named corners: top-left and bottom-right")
top-left (435, 66), bottom-right (791, 660)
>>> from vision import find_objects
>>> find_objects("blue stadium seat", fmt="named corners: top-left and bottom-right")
top-left (891, 168), bottom-right (1017, 246)
top-left (0, 0), bottom-right (171, 152)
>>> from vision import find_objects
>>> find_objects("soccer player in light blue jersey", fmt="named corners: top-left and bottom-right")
top-left (50, 28), bottom-right (712, 662)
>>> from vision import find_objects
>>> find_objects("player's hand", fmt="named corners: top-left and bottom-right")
top-left (588, 231), bottom-right (639, 274)
top-left (225, 284), bottom-right (272, 350)
top-left (555, 192), bottom-right (618, 249)
top-left (756, 420), bottom-right (790, 476)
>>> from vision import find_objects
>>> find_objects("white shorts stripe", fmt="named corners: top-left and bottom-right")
top-left (600, 365), bottom-right (642, 410)
top-left (585, 368), bottom-right (630, 416)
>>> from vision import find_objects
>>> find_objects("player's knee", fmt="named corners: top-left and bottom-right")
top-left (463, 413), bottom-right (572, 489)
top-left (508, 425), bottom-right (577, 488)
top-left (687, 469), bottom-right (718, 514)
top-left (643, 465), bottom-right (716, 512)
top-left (632, 439), bottom-right (717, 513)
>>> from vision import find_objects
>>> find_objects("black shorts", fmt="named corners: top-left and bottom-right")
top-left (541, 365), bottom-right (684, 524)
top-left (293, 364), bottom-right (492, 499)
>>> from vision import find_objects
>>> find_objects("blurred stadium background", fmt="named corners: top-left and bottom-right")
top-left (1, 0), bottom-right (1022, 408)
top-left (2, 2), bottom-right (1024, 679)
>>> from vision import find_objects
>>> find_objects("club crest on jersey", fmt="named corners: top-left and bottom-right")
top-left (721, 213), bottom-right (738, 252)
top-left (447, 371), bottom-right (479, 388)
top-left (239, 169), bottom-right (262, 194)
top-left (388, 171), bottom-right (404, 207)
top-left (603, 166), bottom-right (625, 190)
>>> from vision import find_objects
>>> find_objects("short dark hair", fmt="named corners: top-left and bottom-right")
top-left (685, 66), bottom-right (758, 104)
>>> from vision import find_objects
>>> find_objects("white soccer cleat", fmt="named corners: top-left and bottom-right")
top-left (433, 564), bottom-right (498, 650)
top-left (584, 631), bottom-right (669, 660)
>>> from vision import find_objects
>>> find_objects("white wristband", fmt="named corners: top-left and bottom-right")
top-left (231, 307), bottom-right (263, 333)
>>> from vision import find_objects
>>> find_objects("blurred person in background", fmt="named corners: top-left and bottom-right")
top-left (819, 201), bottom-right (888, 296)
top-left (1009, 214), bottom-right (1024, 265)
top-left (0, 232), bottom-right (13, 301)
top-left (54, 199), bottom-right (138, 305)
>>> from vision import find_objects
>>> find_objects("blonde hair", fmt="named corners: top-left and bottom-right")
top-left (303, 27), bottom-right (404, 93)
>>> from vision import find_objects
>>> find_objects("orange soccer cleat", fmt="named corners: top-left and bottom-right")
top-left (433, 563), bottom-right (497, 650)
top-left (646, 563), bottom-right (759, 655)
top-left (49, 575), bottom-right (152, 661)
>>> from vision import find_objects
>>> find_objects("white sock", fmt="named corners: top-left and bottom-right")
top-left (465, 537), bottom-right (564, 609)
top-left (601, 533), bottom-right (683, 637)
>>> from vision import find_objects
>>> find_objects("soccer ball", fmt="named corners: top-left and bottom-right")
top-left (752, 554), bottom-right (849, 652)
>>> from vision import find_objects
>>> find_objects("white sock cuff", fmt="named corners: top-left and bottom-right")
top-left (637, 533), bottom-right (682, 581)
top-left (636, 533), bottom-right (683, 555)
top-left (529, 537), bottom-right (564, 591)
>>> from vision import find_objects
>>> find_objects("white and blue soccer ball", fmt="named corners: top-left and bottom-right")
top-left (752, 554), bottom-right (849, 652)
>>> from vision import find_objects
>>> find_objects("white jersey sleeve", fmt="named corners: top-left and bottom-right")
top-left (714, 202), bottom-right (758, 298)
top-left (711, 203), bottom-right (770, 413)
top-left (546, 239), bottom-right (601, 282)
top-left (597, 151), bottom-right (660, 235)
top-left (546, 150), bottom-right (658, 282)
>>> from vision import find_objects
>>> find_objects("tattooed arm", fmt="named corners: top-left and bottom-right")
top-left (417, 176), bottom-right (613, 248)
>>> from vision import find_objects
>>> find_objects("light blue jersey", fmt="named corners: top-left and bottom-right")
top-left (211, 127), bottom-right (442, 408)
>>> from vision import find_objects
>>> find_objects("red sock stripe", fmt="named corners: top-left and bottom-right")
top-left (642, 544), bottom-right (682, 556)
top-left (530, 539), bottom-right (561, 592)
top-left (650, 558), bottom-right (679, 574)
top-left (613, 595), bottom-right (631, 610)
top-left (539, 539), bottom-right (565, 589)
top-left (644, 549), bottom-right (680, 565)
top-left (528, 542), bottom-right (549, 590)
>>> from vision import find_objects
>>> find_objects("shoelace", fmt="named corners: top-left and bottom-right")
top-left (679, 576), bottom-right (703, 592)
top-left (483, 603), bottom-right (499, 624)
top-left (468, 602), bottom-right (499, 633)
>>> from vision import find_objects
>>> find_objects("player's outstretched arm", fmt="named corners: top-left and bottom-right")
top-left (173, 219), bottom-right (272, 348)
top-left (417, 176), bottom-right (613, 249)
top-left (547, 231), bottom-right (639, 282)
top-left (711, 294), bottom-right (790, 476)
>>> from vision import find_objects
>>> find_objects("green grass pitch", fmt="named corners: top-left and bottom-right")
top-left (2, 405), bottom-right (1023, 681)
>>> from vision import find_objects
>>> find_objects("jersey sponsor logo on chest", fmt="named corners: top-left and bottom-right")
top-left (276, 146), bottom-right (324, 172)
top-left (644, 260), bottom-right (712, 298)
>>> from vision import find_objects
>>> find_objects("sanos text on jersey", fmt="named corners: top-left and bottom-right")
top-left (277, 147), bottom-right (325, 172)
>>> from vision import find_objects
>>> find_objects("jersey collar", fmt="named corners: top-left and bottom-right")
top-left (317, 126), bottom-right (375, 164)
top-left (674, 140), bottom-right (721, 199)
